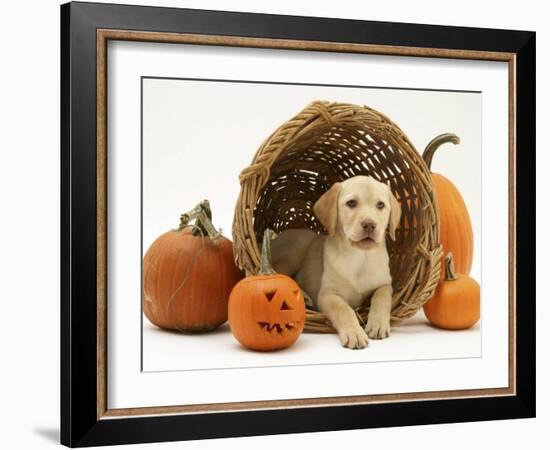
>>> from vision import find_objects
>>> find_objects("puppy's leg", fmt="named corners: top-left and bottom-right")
top-left (319, 292), bottom-right (368, 349)
top-left (365, 285), bottom-right (392, 339)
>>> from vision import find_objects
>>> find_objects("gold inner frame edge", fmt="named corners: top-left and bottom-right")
top-left (95, 29), bottom-right (517, 420)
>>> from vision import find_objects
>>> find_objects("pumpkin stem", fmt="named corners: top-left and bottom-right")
top-left (444, 252), bottom-right (458, 281)
top-left (176, 200), bottom-right (221, 238)
top-left (422, 133), bottom-right (461, 170)
top-left (259, 229), bottom-right (277, 275)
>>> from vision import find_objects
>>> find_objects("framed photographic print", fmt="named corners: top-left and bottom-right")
top-left (60, 1), bottom-right (536, 447)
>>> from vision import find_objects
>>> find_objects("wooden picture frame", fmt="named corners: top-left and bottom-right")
top-left (61, 1), bottom-right (535, 447)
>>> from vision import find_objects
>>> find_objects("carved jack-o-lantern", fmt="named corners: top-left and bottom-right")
top-left (228, 230), bottom-right (305, 351)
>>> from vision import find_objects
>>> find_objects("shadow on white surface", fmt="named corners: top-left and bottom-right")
top-left (33, 428), bottom-right (59, 444)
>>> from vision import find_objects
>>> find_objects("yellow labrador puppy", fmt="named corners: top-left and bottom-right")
top-left (271, 175), bottom-right (401, 349)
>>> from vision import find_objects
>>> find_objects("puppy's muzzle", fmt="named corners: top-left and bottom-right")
top-left (351, 219), bottom-right (380, 249)
top-left (361, 219), bottom-right (377, 234)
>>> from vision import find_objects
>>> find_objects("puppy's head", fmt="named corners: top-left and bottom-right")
top-left (313, 176), bottom-right (401, 250)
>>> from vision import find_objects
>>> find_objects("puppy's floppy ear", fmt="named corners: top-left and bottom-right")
top-left (314, 182), bottom-right (342, 236)
top-left (388, 188), bottom-right (402, 241)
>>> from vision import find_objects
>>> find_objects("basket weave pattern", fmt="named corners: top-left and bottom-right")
top-left (232, 101), bottom-right (442, 332)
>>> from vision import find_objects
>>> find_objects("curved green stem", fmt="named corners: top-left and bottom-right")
top-left (259, 229), bottom-right (277, 275)
top-left (444, 253), bottom-right (458, 281)
top-left (422, 133), bottom-right (461, 170)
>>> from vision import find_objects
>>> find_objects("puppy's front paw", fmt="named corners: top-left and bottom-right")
top-left (339, 326), bottom-right (369, 349)
top-left (365, 317), bottom-right (390, 340)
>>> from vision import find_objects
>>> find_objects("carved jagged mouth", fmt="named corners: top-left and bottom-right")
top-left (258, 321), bottom-right (300, 334)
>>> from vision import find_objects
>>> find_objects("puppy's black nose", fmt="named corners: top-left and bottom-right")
top-left (361, 220), bottom-right (376, 233)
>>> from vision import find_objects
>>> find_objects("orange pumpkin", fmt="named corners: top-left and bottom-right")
top-left (228, 229), bottom-right (306, 351)
top-left (423, 253), bottom-right (480, 330)
top-left (423, 133), bottom-right (474, 278)
top-left (143, 200), bottom-right (243, 332)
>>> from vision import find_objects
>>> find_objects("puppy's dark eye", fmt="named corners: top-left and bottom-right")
top-left (346, 199), bottom-right (357, 208)
top-left (376, 201), bottom-right (385, 210)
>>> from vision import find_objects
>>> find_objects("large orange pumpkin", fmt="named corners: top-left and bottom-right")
top-left (423, 253), bottom-right (480, 330)
top-left (228, 229), bottom-right (306, 351)
top-left (143, 200), bottom-right (243, 332)
top-left (423, 133), bottom-right (474, 278)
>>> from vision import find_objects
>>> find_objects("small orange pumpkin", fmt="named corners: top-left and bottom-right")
top-left (228, 229), bottom-right (306, 351)
top-left (143, 200), bottom-right (243, 332)
top-left (423, 134), bottom-right (474, 278)
top-left (423, 253), bottom-right (480, 330)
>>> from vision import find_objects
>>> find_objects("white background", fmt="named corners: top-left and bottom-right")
top-left (140, 63), bottom-right (486, 375)
top-left (0, 0), bottom-right (546, 449)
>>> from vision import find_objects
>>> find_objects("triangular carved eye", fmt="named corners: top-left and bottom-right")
top-left (264, 290), bottom-right (277, 302)
top-left (280, 300), bottom-right (292, 310)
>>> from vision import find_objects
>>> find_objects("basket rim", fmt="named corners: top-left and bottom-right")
top-left (232, 100), bottom-right (442, 331)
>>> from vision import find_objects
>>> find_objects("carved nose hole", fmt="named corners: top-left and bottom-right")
top-left (264, 290), bottom-right (276, 302)
top-left (280, 300), bottom-right (291, 310)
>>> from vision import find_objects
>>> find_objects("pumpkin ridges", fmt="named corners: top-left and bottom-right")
top-left (425, 277), bottom-right (480, 329)
top-left (156, 233), bottom-right (180, 328)
top-left (166, 235), bottom-right (182, 326)
top-left (423, 253), bottom-right (480, 330)
top-left (167, 234), bottom-right (196, 328)
top-left (144, 232), bottom-right (175, 327)
top-left (144, 240), bottom-right (155, 322)
top-left (143, 202), bottom-right (243, 332)
top-left (425, 136), bottom-right (474, 278)
top-left (189, 240), bottom-right (205, 328)
top-left (183, 240), bottom-right (200, 329)
top-left (464, 198), bottom-right (474, 273)
top-left (445, 175), bottom-right (474, 274)
top-left (143, 257), bottom-right (157, 324)
top-left (182, 237), bottom-right (233, 330)
top-left (436, 176), bottom-right (469, 276)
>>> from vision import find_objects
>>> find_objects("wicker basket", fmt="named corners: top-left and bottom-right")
top-left (232, 101), bottom-right (442, 333)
